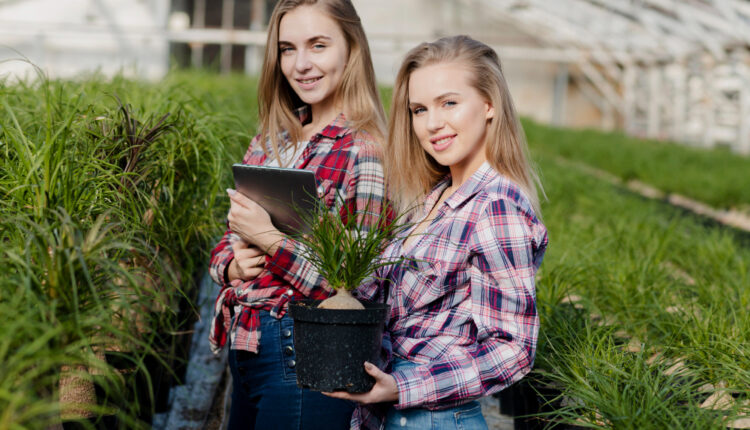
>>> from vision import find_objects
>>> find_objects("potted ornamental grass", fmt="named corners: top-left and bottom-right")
top-left (288, 199), bottom-right (409, 393)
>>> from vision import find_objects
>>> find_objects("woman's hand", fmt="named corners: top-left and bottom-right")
top-left (227, 241), bottom-right (266, 282)
top-left (227, 189), bottom-right (284, 255)
top-left (323, 362), bottom-right (399, 404)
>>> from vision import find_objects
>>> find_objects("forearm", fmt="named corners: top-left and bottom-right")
top-left (391, 337), bottom-right (533, 409)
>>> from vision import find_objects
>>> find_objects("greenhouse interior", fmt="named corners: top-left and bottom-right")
top-left (1, 0), bottom-right (749, 429)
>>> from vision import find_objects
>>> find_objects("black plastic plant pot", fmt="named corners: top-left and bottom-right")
top-left (288, 299), bottom-right (389, 393)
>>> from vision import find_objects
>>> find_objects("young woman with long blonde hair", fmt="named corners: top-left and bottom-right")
top-left (207, 1), bottom-right (386, 428)
top-left (325, 35), bottom-right (549, 430)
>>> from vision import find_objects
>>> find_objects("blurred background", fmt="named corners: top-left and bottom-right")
top-left (2, 0), bottom-right (749, 154)
top-left (2, 2), bottom-right (749, 429)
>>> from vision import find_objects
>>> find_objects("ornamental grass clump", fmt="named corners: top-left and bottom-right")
top-left (0, 70), bottom-right (244, 426)
top-left (292, 197), bottom-right (408, 310)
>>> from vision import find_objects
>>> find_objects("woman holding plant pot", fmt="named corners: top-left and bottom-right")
top-left (207, 0), bottom-right (387, 428)
top-left (324, 35), bottom-right (549, 429)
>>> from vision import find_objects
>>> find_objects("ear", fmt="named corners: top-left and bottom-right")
top-left (485, 101), bottom-right (495, 120)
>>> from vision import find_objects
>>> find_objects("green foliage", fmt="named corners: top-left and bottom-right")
top-left (523, 118), bottom-right (750, 211)
top-left (3, 69), bottom-right (749, 427)
top-left (0, 71), bottom-right (257, 428)
top-left (291, 198), bottom-right (410, 291)
top-left (532, 150), bottom-right (750, 428)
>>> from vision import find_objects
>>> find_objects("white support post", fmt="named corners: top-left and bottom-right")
top-left (623, 64), bottom-right (638, 135)
top-left (647, 65), bottom-right (662, 139)
top-left (221, 0), bottom-right (235, 74)
top-left (245, 0), bottom-right (266, 76)
top-left (702, 55), bottom-right (716, 148)
top-left (670, 62), bottom-right (688, 142)
top-left (191, 0), bottom-right (206, 69)
top-left (732, 48), bottom-right (750, 154)
top-left (552, 63), bottom-right (569, 126)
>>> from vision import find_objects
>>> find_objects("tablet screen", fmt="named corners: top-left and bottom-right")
top-left (232, 164), bottom-right (318, 235)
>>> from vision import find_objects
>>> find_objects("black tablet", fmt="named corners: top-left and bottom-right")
top-left (232, 164), bottom-right (318, 235)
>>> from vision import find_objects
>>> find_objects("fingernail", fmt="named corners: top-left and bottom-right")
top-left (364, 361), bottom-right (373, 369)
top-left (226, 188), bottom-right (237, 196)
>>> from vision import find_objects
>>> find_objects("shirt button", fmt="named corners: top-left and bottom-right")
top-left (287, 289), bottom-right (294, 295)
top-left (284, 346), bottom-right (294, 356)
top-left (282, 328), bottom-right (292, 338)
top-left (400, 417), bottom-right (407, 427)
top-left (287, 359), bottom-right (296, 368)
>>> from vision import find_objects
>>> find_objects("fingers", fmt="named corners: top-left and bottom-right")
top-left (322, 391), bottom-right (366, 402)
top-left (227, 188), bottom-right (249, 207)
top-left (363, 361), bottom-right (384, 379)
top-left (227, 188), bottom-right (261, 210)
top-left (231, 240), bottom-right (248, 253)
top-left (233, 257), bottom-right (265, 281)
top-left (232, 243), bottom-right (264, 258)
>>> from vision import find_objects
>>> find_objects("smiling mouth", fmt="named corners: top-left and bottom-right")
top-left (430, 134), bottom-right (456, 150)
top-left (297, 77), bottom-right (322, 84)
top-left (431, 135), bottom-right (454, 145)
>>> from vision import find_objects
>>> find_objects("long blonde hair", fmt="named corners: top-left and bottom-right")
top-left (386, 35), bottom-right (543, 215)
top-left (257, 0), bottom-right (385, 163)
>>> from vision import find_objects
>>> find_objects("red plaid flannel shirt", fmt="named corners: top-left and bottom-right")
top-left (352, 162), bottom-right (548, 429)
top-left (208, 108), bottom-right (387, 353)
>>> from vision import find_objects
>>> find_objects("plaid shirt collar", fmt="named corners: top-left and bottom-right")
top-left (294, 105), bottom-right (348, 142)
top-left (428, 161), bottom-right (496, 210)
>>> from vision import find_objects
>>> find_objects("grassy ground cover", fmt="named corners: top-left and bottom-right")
top-left (3, 70), bottom-right (749, 429)
top-left (0, 71), bottom-right (258, 429)
top-left (532, 150), bottom-right (750, 428)
top-left (523, 120), bottom-right (750, 212)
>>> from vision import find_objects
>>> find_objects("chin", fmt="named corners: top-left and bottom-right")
top-left (298, 92), bottom-right (324, 106)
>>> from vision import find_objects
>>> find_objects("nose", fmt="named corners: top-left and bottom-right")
top-left (426, 109), bottom-right (444, 133)
top-left (295, 49), bottom-right (312, 73)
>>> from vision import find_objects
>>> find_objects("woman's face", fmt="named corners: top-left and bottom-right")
top-left (279, 5), bottom-right (349, 114)
top-left (408, 61), bottom-right (494, 182)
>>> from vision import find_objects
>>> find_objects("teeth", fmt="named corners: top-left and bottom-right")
top-left (434, 136), bottom-right (453, 145)
top-left (299, 78), bottom-right (319, 84)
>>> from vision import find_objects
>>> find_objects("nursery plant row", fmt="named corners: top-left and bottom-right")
top-left (2, 73), bottom-right (748, 429)
top-left (529, 150), bottom-right (750, 429)
top-left (0, 72), bottom-right (257, 429)
top-left (523, 119), bottom-right (750, 213)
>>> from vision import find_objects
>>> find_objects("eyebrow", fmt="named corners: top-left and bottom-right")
top-left (409, 91), bottom-right (461, 107)
top-left (279, 35), bottom-right (333, 45)
top-left (435, 91), bottom-right (460, 101)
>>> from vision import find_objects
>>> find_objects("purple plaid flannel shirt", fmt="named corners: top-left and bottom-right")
top-left (352, 162), bottom-right (548, 429)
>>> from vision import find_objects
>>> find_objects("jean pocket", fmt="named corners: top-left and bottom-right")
top-left (453, 402), bottom-right (487, 430)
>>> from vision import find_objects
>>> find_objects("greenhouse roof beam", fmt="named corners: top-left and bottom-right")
top-left (710, 0), bottom-right (750, 45)
top-left (584, 0), bottom-right (698, 62)
top-left (639, 0), bottom-right (731, 59)
top-left (479, 0), bottom-right (625, 111)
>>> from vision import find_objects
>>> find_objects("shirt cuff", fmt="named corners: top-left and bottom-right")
top-left (391, 364), bottom-right (432, 409)
top-left (220, 256), bottom-right (234, 286)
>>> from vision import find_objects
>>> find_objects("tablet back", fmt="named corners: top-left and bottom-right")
top-left (232, 164), bottom-right (318, 236)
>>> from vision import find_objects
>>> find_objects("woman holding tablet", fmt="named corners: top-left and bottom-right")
top-left (324, 35), bottom-right (549, 429)
top-left (207, 1), bottom-right (387, 428)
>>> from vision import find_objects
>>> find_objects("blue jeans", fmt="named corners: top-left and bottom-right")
top-left (384, 359), bottom-right (488, 430)
top-left (227, 311), bottom-right (354, 430)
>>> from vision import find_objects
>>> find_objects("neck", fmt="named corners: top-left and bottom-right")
top-left (449, 159), bottom-right (484, 189)
top-left (309, 99), bottom-right (341, 130)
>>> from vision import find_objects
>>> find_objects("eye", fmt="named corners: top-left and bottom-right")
top-left (279, 46), bottom-right (295, 55)
top-left (411, 106), bottom-right (426, 115)
top-left (312, 43), bottom-right (326, 51)
top-left (443, 100), bottom-right (457, 108)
